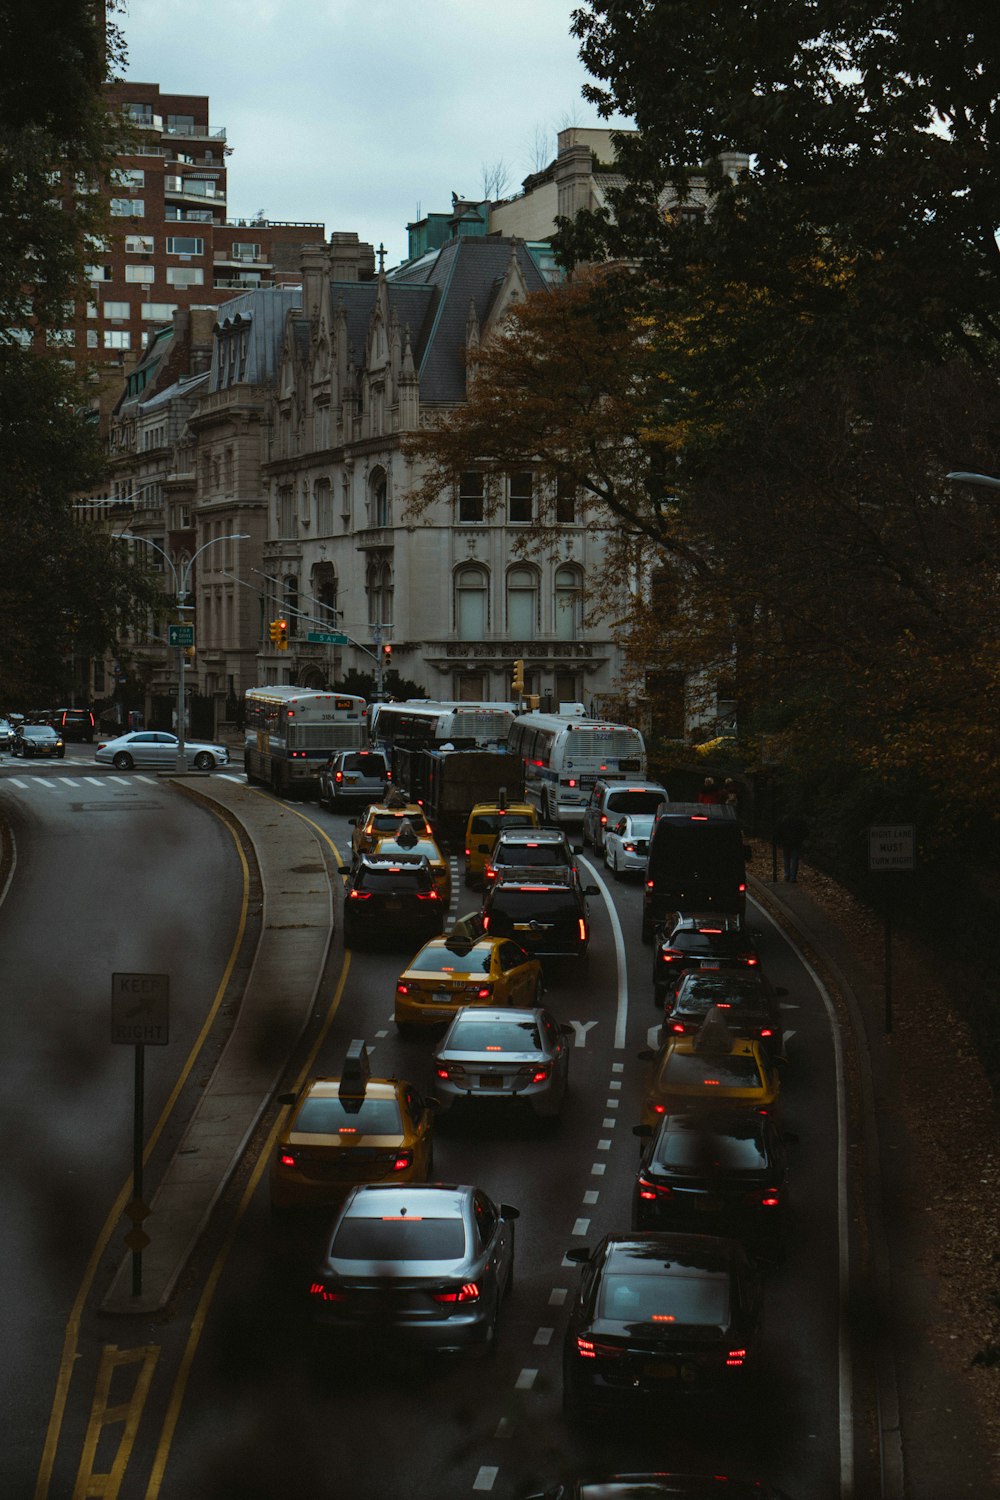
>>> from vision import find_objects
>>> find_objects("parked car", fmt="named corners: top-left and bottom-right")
top-left (95, 730), bottom-right (229, 771)
top-left (0, 718), bottom-right (14, 751)
top-left (13, 725), bottom-right (65, 759)
top-left (51, 708), bottom-right (96, 743)
top-left (432, 1006), bottom-right (572, 1118)
top-left (562, 1231), bottom-right (764, 1415)
top-left (318, 749), bottom-right (390, 808)
top-left (309, 1182), bottom-right (519, 1352)
top-left (582, 779), bottom-right (669, 853)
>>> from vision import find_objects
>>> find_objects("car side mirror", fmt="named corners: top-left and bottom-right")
top-left (637, 1048), bottom-right (655, 1062)
top-left (276, 1091), bottom-right (297, 1106)
top-left (499, 1203), bottom-right (520, 1220)
top-left (632, 1124), bottom-right (653, 1138)
top-left (565, 1246), bottom-right (591, 1264)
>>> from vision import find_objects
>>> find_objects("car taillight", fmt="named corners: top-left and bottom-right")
top-left (531, 1064), bottom-right (552, 1083)
top-left (471, 985), bottom-right (492, 999)
top-left (464, 848), bottom-right (471, 857)
top-left (651, 1103), bottom-right (666, 1114)
top-left (760, 1189), bottom-right (781, 1208)
top-left (600, 814), bottom-right (608, 825)
top-left (435, 1066), bottom-right (451, 1080)
top-left (396, 982), bottom-right (411, 995)
top-left (624, 842), bottom-right (636, 852)
top-left (485, 866), bottom-right (496, 881)
top-left (416, 890), bottom-right (440, 902)
top-left (386, 771), bottom-right (392, 781)
top-left (433, 1282), bottom-right (480, 1304)
top-left (309, 1283), bottom-right (347, 1302)
top-left (278, 1150), bottom-right (298, 1168)
top-left (391, 1151), bottom-right (413, 1173)
top-left (726, 1348), bottom-right (747, 1367)
top-left (669, 1022), bottom-right (687, 1034)
top-left (637, 1176), bottom-right (670, 1200)
top-left (743, 955), bottom-right (759, 966)
top-left (646, 879), bottom-right (654, 889)
top-left (482, 916), bottom-right (490, 932)
top-left (575, 1336), bottom-right (596, 1358)
top-left (658, 950), bottom-right (681, 966)
top-left (759, 1027), bottom-right (775, 1038)
top-left (348, 890), bottom-right (372, 901)
top-left (578, 919), bottom-right (587, 941)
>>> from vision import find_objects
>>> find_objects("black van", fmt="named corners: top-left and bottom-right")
top-left (641, 803), bottom-right (751, 941)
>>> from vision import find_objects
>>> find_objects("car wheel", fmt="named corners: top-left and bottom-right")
top-left (113, 752), bottom-right (134, 770)
top-left (193, 751), bottom-right (214, 771)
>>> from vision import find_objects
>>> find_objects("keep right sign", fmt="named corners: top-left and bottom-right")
top-left (868, 824), bottom-right (916, 872)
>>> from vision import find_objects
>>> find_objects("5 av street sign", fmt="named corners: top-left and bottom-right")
top-left (306, 630), bottom-right (349, 644)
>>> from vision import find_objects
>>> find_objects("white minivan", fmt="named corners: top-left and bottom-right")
top-left (581, 779), bottom-right (670, 853)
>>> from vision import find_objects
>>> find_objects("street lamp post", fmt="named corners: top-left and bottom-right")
top-left (122, 532), bottom-right (249, 772)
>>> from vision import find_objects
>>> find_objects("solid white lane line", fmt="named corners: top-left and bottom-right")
top-left (578, 852), bottom-right (629, 1048)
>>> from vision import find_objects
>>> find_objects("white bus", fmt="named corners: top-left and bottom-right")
top-left (506, 711), bottom-right (647, 825)
top-left (244, 687), bottom-right (367, 796)
top-left (369, 700), bottom-right (515, 752)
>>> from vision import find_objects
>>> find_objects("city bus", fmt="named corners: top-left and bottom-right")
top-left (506, 710), bottom-right (647, 826)
top-left (369, 701), bottom-right (515, 754)
top-left (243, 687), bottom-right (367, 796)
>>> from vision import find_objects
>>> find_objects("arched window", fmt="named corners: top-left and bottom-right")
top-left (455, 564), bottom-right (489, 639)
top-left (367, 558), bottom-right (392, 627)
top-left (554, 564), bottom-right (583, 640)
top-left (370, 466), bottom-right (389, 527)
top-left (506, 565), bottom-right (537, 639)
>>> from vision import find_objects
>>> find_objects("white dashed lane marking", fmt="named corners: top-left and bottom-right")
top-left (514, 1369), bottom-right (537, 1390)
top-left (549, 1288), bottom-right (567, 1306)
top-left (473, 1467), bottom-right (498, 1491)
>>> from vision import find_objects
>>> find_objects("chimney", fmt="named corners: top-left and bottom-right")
top-left (300, 244), bottom-right (332, 320)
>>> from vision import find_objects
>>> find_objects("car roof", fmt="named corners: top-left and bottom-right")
top-left (446, 1006), bottom-right (544, 1026)
top-left (495, 828), bottom-right (567, 843)
top-left (357, 852), bottom-right (430, 870)
top-left (655, 1108), bottom-right (772, 1143)
top-left (342, 1183), bottom-right (472, 1218)
top-left (299, 1078), bottom-right (399, 1100)
top-left (602, 1231), bottom-right (744, 1271)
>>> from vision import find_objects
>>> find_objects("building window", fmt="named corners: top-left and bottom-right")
top-left (103, 331), bottom-right (131, 349)
top-left (86, 264), bottom-right (112, 281)
top-left (113, 168), bottom-right (145, 189)
top-left (103, 301), bottom-right (131, 319)
top-left (110, 198), bottom-right (145, 217)
top-left (367, 559), bottom-right (393, 628)
top-left (455, 565), bottom-right (489, 639)
top-left (125, 265), bottom-right (155, 283)
top-left (125, 234), bottom-right (155, 254)
top-left (555, 671), bottom-right (579, 704)
top-left (458, 472), bottom-right (484, 523)
top-left (509, 472), bottom-right (533, 524)
top-left (556, 476), bottom-right (577, 524)
top-left (507, 566), bottom-right (537, 638)
top-left (554, 564), bottom-right (583, 640)
top-left (457, 674), bottom-right (487, 701)
top-left (277, 486), bottom-right (294, 537)
top-left (167, 113), bottom-right (196, 133)
top-left (166, 267), bottom-right (204, 287)
top-left (142, 303), bottom-right (178, 320)
top-left (124, 102), bottom-right (153, 124)
top-left (316, 480), bottom-right (334, 535)
top-left (86, 330), bottom-right (98, 348)
top-left (370, 467), bottom-right (389, 527)
top-left (166, 236), bottom-right (204, 256)
top-left (314, 565), bottom-right (338, 622)
top-left (231, 242), bottom-right (261, 261)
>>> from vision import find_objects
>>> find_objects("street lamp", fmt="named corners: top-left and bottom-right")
top-left (121, 532), bottom-right (250, 772)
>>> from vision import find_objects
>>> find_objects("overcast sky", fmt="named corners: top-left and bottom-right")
top-left (119, 0), bottom-right (631, 266)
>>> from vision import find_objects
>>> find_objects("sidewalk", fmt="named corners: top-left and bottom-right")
top-left (751, 867), bottom-right (1000, 1499)
top-left (102, 777), bottom-right (334, 1313)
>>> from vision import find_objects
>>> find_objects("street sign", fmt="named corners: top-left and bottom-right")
top-left (111, 972), bottom-right (170, 1045)
top-left (168, 624), bottom-right (194, 647)
top-left (306, 630), bottom-right (349, 645)
top-left (868, 825), bottom-right (915, 872)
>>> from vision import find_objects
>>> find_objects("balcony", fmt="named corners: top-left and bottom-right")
top-left (163, 123), bottom-right (227, 142)
top-left (164, 177), bottom-right (226, 204)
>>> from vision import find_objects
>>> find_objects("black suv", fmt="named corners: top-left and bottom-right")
top-left (484, 828), bottom-right (578, 886)
top-left (652, 913), bottom-right (759, 1002)
top-left (661, 969), bottom-right (786, 1061)
top-left (342, 854), bottom-right (446, 948)
top-left (52, 708), bottom-right (96, 743)
top-left (482, 874), bottom-right (598, 960)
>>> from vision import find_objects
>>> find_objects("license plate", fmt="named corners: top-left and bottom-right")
top-left (644, 1360), bottom-right (678, 1380)
top-left (385, 899), bottom-right (401, 911)
top-left (479, 1075), bottom-right (505, 1088)
top-left (433, 991), bottom-right (453, 1004)
top-left (345, 774), bottom-right (358, 783)
top-left (694, 1197), bottom-right (721, 1212)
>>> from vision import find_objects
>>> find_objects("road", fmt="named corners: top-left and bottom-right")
top-left (2, 760), bottom-right (850, 1499)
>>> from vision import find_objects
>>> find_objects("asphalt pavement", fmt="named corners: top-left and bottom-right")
top-left (96, 776), bottom-right (995, 1495)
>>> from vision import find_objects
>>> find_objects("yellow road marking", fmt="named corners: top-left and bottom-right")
top-left (72, 1345), bottom-right (159, 1499)
top-left (35, 822), bottom-right (251, 1500)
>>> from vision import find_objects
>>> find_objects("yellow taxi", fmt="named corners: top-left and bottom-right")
top-left (464, 801), bottom-right (539, 885)
top-left (395, 932), bottom-right (543, 1032)
top-left (350, 801), bottom-right (430, 858)
top-left (639, 1010), bottom-right (782, 1127)
top-left (269, 1042), bottom-right (435, 1210)
top-left (369, 825), bottom-right (452, 905)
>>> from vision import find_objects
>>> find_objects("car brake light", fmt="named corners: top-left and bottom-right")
top-left (646, 879), bottom-right (654, 889)
top-left (416, 891), bottom-right (440, 902)
top-left (391, 1150), bottom-right (413, 1172)
top-left (760, 1189), bottom-right (781, 1208)
top-left (433, 1282), bottom-right (480, 1304)
top-left (624, 842), bottom-right (636, 852)
top-left (600, 814), bottom-right (607, 825)
top-left (739, 882), bottom-right (746, 893)
top-left (335, 771), bottom-right (344, 783)
top-left (637, 1176), bottom-right (670, 1200)
top-left (531, 1064), bottom-right (552, 1083)
top-left (485, 866), bottom-right (496, 880)
top-left (482, 916), bottom-right (490, 932)
top-left (670, 1022), bottom-right (686, 1034)
top-left (435, 1066), bottom-right (451, 1080)
top-left (651, 1103), bottom-right (666, 1114)
top-left (575, 1337), bottom-right (596, 1358)
top-left (396, 982), bottom-right (411, 995)
top-left (578, 919), bottom-right (587, 941)
top-left (309, 1283), bottom-right (347, 1302)
top-left (278, 1151), bottom-right (297, 1168)
top-left (726, 1348), bottom-right (747, 1366)
top-left (759, 1027), bottom-right (774, 1037)
top-left (474, 986), bottom-right (492, 999)
top-left (348, 890), bottom-right (372, 900)
top-left (464, 848), bottom-right (471, 857)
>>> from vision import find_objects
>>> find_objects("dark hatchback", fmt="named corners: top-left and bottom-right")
top-left (482, 875), bottom-right (597, 960)
top-left (652, 914), bottom-right (760, 1002)
top-left (661, 970), bottom-right (786, 1062)
top-left (342, 854), bottom-right (446, 948)
top-left (318, 749), bottom-right (390, 808)
top-left (632, 1109), bottom-right (789, 1253)
top-left (562, 1232), bottom-right (763, 1416)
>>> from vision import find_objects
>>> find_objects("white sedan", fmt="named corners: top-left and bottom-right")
top-left (604, 813), bottom-right (656, 880)
top-left (95, 730), bottom-right (230, 772)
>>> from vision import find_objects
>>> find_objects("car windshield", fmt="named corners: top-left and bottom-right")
top-left (342, 753), bottom-right (385, 773)
top-left (370, 812), bottom-right (428, 834)
top-left (356, 866), bottom-right (432, 893)
top-left (25, 727), bottom-right (56, 738)
top-left (408, 944), bottom-right (492, 974)
top-left (497, 843), bottom-right (568, 866)
top-left (619, 815), bottom-right (655, 837)
top-left (606, 791), bottom-right (664, 814)
top-left (445, 1019), bottom-right (542, 1052)
top-left (470, 813), bottom-right (534, 835)
top-left (669, 933), bottom-right (745, 956)
top-left (659, 1052), bottom-right (764, 1089)
top-left (598, 1270), bottom-right (730, 1328)
top-left (656, 1123), bottom-right (768, 1171)
top-left (331, 1216), bottom-right (466, 1261)
top-left (293, 1096), bottom-right (402, 1135)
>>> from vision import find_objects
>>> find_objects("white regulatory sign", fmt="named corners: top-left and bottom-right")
top-left (868, 825), bottom-right (915, 872)
top-left (111, 972), bottom-right (170, 1045)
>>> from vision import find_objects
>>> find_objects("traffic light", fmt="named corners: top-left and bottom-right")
top-left (276, 619), bottom-right (289, 651)
top-left (268, 619), bottom-right (281, 646)
top-left (184, 645), bottom-right (196, 663)
top-left (382, 644), bottom-right (392, 662)
top-left (512, 658), bottom-right (525, 696)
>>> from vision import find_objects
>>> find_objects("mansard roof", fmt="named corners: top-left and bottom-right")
top-left (208, 284), bottom-right (304, 391)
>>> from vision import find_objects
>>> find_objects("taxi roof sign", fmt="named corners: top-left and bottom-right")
top-left (339, 1040), bottom-right (370, 1100)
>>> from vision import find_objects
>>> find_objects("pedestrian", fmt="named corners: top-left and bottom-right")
top-left (774, 811), bottom-right (809, 883)
top-left (698, 776), bottom-right (722, 805)
top-left (721, 777), bottom-right (740, 809)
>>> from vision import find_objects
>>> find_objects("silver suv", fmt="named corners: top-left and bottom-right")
top-left (582, 780), bottom-right (670, 853)
top-left (318, 749), bottom-right (390, 808)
